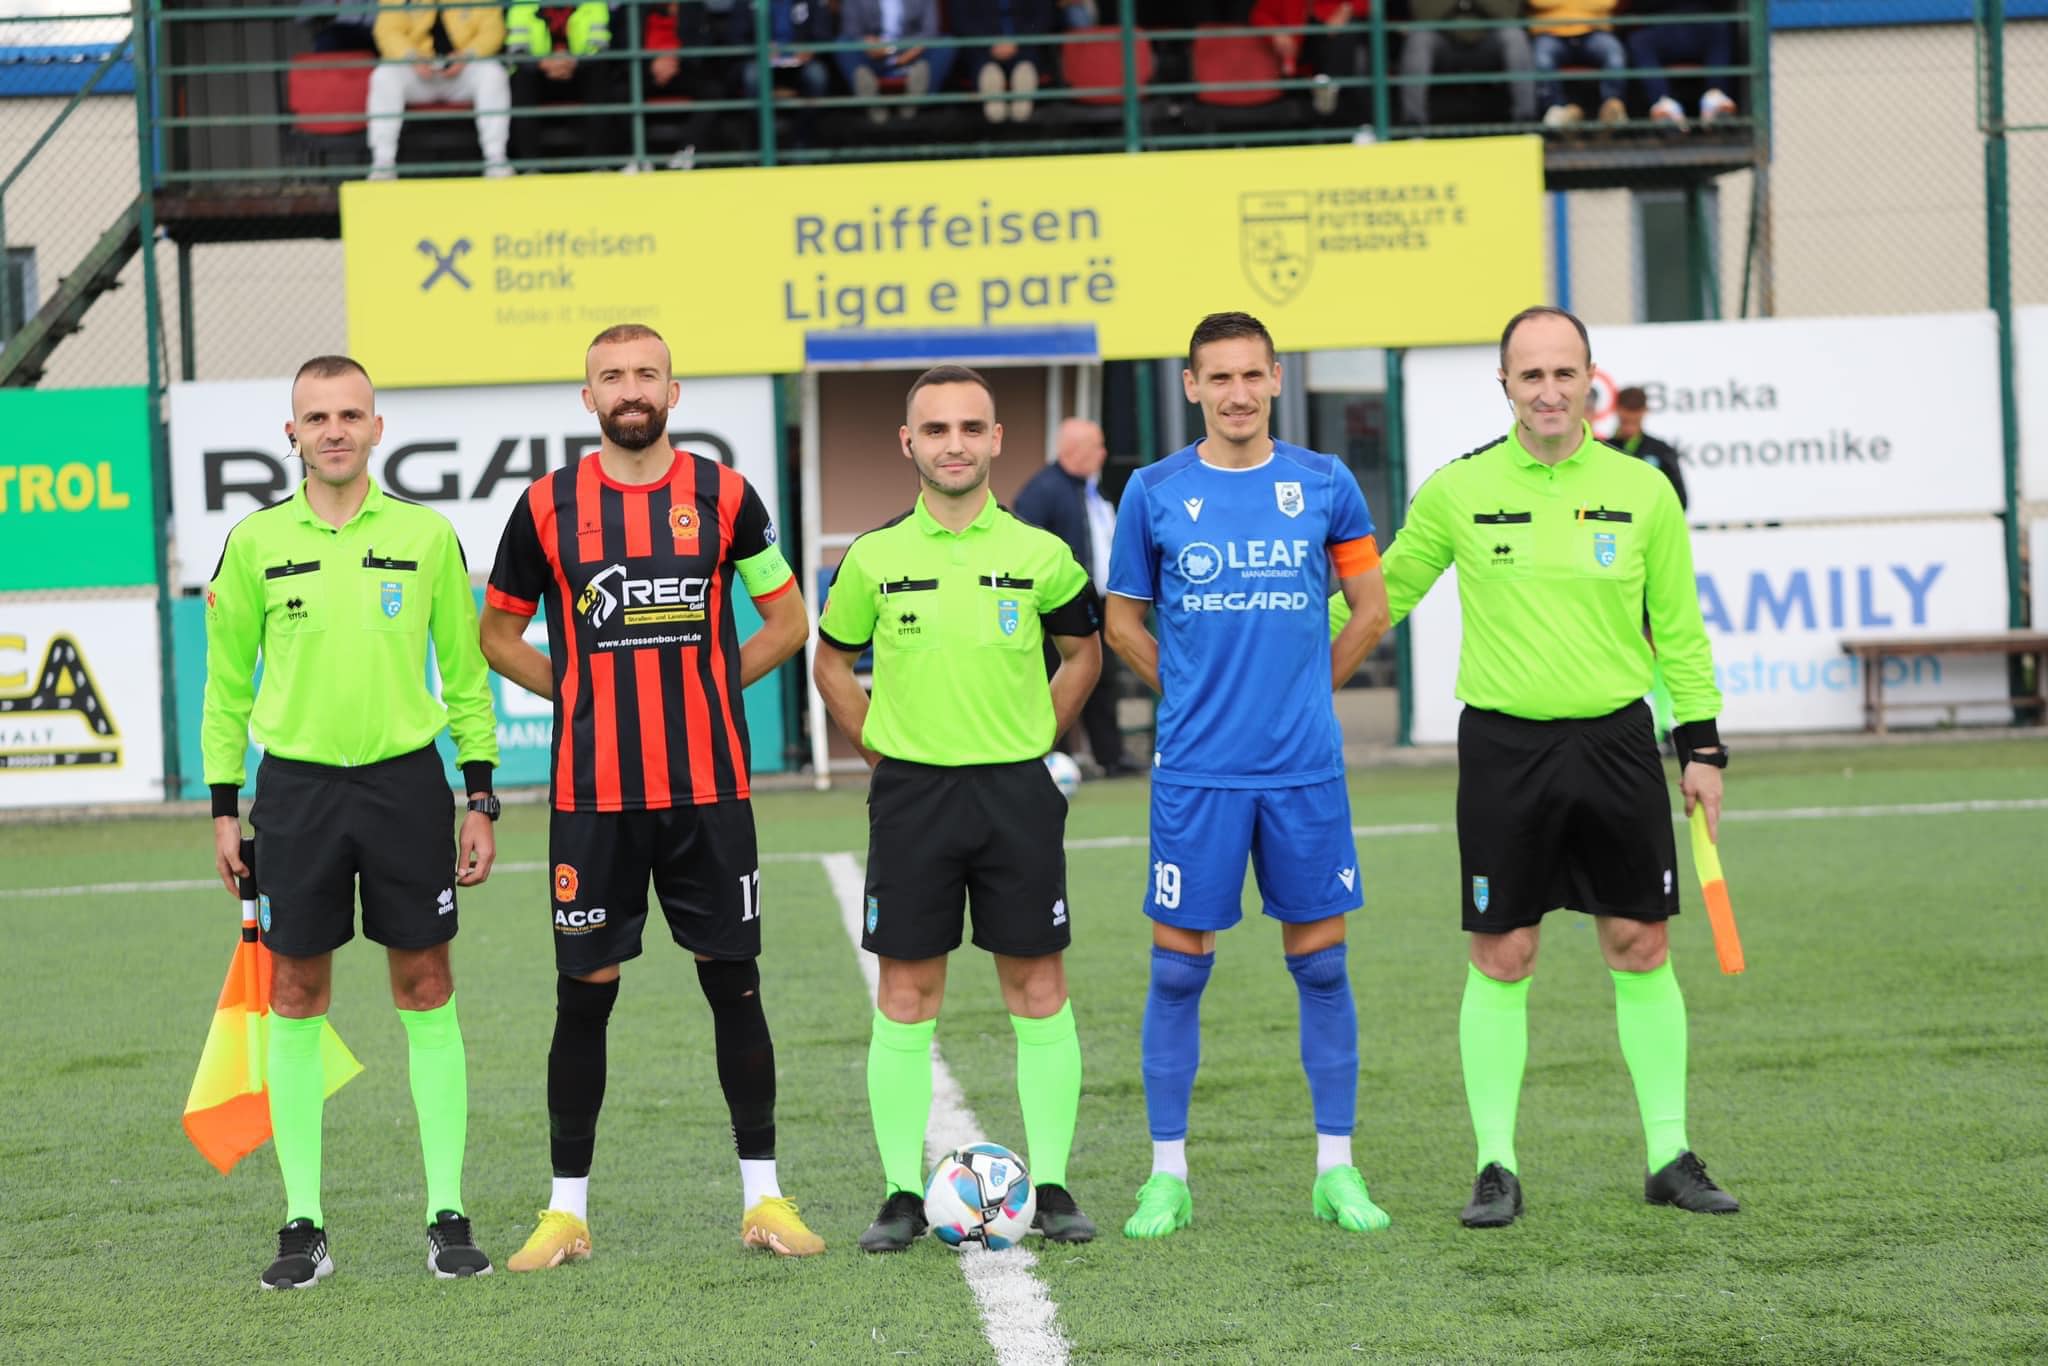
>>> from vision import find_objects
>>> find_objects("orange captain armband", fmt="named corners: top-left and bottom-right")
top-left (1331, 535), bottom-right (1381, 578)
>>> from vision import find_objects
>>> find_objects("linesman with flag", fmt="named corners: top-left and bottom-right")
top-left (1340, 307), bottom-right (1739, 1226)
top-left (203, 354), bottom-right (501, 1288)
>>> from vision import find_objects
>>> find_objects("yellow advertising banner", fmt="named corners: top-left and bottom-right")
top-left (342, 138), bottom-right (1544, 385)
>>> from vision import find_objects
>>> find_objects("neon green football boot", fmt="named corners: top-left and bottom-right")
top-left (1313, 1165), bottom-right (1392, 1232)
top-left (1122, 1172), bottom-right (1193, 1240)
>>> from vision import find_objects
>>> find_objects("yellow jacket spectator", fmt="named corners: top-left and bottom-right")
top-left (505, 1), bottom-right (611, 58)
top-left (1526, 0), bottom-right (1615, 38)
top-left (372, 2), bottom-right (506, 60)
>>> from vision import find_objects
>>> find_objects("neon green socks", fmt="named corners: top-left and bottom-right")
top-left (398, 996), bottom-right (469, 1220)
top-left (1611, 961), bottom-right (1690, 1171)
top-left (1011, 1002), bottom-right (1081, 1189)
top-left (267, 1012), bottom-right (328, 1226)
top-left (1459, 964), bottom-right (1531, 1175)
top-left (867, 1011), bottom-right (936, 1196)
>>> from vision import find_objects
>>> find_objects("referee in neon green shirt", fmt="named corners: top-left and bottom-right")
top-left (203, 356), bottom-right (500, 1288)
top-left (1374, 307), bottom-right (1738, 1227)
top-left (814, 364), bottom-right (1104, 1252)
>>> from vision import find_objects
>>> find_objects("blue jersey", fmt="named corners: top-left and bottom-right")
top-left (1108, 440), bottom-right (1376, 788)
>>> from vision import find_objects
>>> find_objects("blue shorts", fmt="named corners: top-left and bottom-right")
top-left (1144, 777), bottom-right (1363, 931)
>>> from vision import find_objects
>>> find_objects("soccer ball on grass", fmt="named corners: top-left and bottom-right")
top-left (924, 1142), bottom-right (1035, 1249)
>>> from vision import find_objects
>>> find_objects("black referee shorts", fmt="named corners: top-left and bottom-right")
top-left (863, 757), bottom-right (1070, 961)
top-left (1456, 700), bottom-right (1679, 933)
top-left (250, 744), bottom-right (460, 958)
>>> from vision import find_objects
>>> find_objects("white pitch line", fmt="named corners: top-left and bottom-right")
top-left (5, 797), bottom-right (2045, 902)
top-left (819, 852), bottom-right (1071, 1366)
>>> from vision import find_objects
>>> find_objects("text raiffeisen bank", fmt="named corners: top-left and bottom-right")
top-left (493, 230), bottom-right (658, 292)
top-left (782, 200), bottom-right (1116, 327)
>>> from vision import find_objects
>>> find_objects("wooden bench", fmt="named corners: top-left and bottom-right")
top-left (1839, 632), bottom-right (2048, 733)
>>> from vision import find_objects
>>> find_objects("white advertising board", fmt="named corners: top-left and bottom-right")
top-left (0, 597), bottom-right (166, 807)
top-left (1407, 518), bottom-right (2011, 741)
top-left (169, 376), bottom-right (779, 588)
top-left (2019, 305), bottom-right (2047, 503)
top-left (1402, 312), bottom-right (2004, 524)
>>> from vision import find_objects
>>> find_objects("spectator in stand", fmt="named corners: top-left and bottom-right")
top-left (1627, 0), bottom-right (1738, 129)
top-left (836, 0), bottom-right (955, 126)
top-left (1399, 0), bottom-right (1535, 128)
top-left (505, 3), bottom-right (620, 168)
top-left (367, 1), bottom-right (513, 179)
top-left (299, 0), bottom-right (379, 53)
top-left (951, 0), bottom-right (1059, 125)
top-left (633, 2), bottom-right (727, 170)
top-left (1250, 0), bottom-right (1368, 121)
top-left (1015, 419), bottom-right (1137, 777)
top-left (1527, 0), bottom-right (1627, 128)
top-left (1605, 386), bottom-right (1689, 508)
top-left (732, 0), bottom-right (837, 149)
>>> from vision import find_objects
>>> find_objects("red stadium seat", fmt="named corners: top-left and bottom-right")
top-left (286, 52), bottom-right (373, 136)
top-left (1060, 25), bottom-right (1154, 106)
top-left (1192, 26), bottom-right (1285, 108)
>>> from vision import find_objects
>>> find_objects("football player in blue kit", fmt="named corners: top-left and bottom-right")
top-left (1103, 311), bottom-right (1392, 1240)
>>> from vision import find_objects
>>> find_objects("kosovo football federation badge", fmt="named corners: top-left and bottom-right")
top-left (865, 896), bottom-right (880, 934)
top-left (998, 598), bottom-right (1020, 637)
top-left (258, 895), bottom-right (272, 933)
top-left (1274, 481), bottom-right (1305, 518)
top-left (1593, 532), bottom-right (1617, 568)
top-left (1472, 876), bottom-right (1490, 914)
top-left (381, 580), bottom-right (403, 618)
top-left (1239, 190), bottom-right (1312, 306)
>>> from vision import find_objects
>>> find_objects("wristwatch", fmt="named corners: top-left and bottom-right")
top-left (466, 794), bottom-right (502, 821)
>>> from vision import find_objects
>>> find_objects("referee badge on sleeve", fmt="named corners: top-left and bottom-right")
top-left (1472, 876), bottom-right (1490, 914)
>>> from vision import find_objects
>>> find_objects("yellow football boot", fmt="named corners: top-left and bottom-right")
top-left (506, 1210), bottom-right (591, 1272)
top-left (741, 1196), bottom-right (825, 1257)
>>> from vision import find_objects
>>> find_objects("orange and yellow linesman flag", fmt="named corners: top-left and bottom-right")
top-left (183, 841), bottom-right (362, 1174)
top-left (1688, 806), bottom-right (1746, 975)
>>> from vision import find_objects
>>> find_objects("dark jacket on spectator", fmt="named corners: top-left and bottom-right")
top-left (1605, 430), bottom-right (1689, 509)
top-left (728, 0), bottom-right (836, 46)
top-left (838, 0), bottom-right (945, 41)
top-left (1014, 462), bottom-right (1097, 572)
top-left (949, 0), bottom-right (1062, 40)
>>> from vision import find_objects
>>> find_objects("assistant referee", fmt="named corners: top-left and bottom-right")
top-left (203, 355), bottom-right (501, 1288)
top-left (814, 364), bottom-right (1105, 1252)
top-left (1367, 306), bottom-right (1739, 1228)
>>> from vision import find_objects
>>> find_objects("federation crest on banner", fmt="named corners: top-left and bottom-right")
top-left (1240, 191), bottom-right (1313, 306)
top-left (1274, 481), bottom-right (1305, 518)
top-left (1472, 876), bottom-right (1490, 914)
top-left (381, 580), bottom-right (403, 618)
top-left (1593, 532), bottom-right (1617, 568)
top-left (998, 598), bottom-right (1020, 636)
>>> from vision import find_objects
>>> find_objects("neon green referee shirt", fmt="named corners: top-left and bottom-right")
top-left (1368, 424), bottom-right (1721, 723)
top-left (818, 491), bottom-right (1100, 766)
top-left (202, 478), bottom-right (498, 787)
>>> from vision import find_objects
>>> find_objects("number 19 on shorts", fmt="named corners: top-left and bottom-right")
top-left (1152, 860), bottom-right (1182, 911)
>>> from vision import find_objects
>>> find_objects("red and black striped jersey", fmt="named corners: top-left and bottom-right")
top-left (486, 450), bottom-right (792, 811)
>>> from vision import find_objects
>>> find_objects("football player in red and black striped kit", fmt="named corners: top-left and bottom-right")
top-left (480, 323), bottom-right (822, 1265)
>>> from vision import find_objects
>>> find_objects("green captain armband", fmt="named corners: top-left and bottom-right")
top-left (735, 542), bottom-right (795, 600)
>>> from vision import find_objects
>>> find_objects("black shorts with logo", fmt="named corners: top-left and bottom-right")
top-left (547, 800), bottom-right (760, 975)
top-left (863, 757), bottom-right (1070, 961)
top-left (1456, 700), bottom-right (1680, 933)
top-left (250, 744), bottom-right (459, 957)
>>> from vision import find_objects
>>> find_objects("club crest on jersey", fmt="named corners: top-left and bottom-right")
top-left (1274, 481), bottom-right (1305, 518)
top-left (1594, 531), bottom-right (1617, 568)
top-left (381, 581), bottom-right (403, 618)
top-left (669, 504), bottom-right (699, 539)
top-left (998, 598), bottom-right (1021, 636)
top-left (1472, 876), bottom-right (1490, 913)
top-left (553, 864), bottom-right (579, 903)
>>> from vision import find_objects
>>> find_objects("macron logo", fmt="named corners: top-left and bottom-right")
top-left (1183, 497), bottom-right (1204, 522)
top-left (1337, 867), bottom-right (1356, 891)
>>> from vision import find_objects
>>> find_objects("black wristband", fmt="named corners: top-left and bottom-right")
top-left (461, 761), bottom-right (494, 796)
top-left (210, 784), bottom-right (240, 820)
top-left (1672, 719), bottom-right (1723, 767)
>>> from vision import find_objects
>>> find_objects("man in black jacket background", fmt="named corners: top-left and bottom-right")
top-left (1015, 418), bottom-right (1136, 776)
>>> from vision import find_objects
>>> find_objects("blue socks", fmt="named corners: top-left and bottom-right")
top-left (1287, 943), bottom-right (1358, 1137)
top-left (1141, 947), bottom-right (1214, 1141)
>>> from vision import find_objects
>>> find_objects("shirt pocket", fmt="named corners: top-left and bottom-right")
top-left (1560, 508), bottom-right (1644, 588)
top-left (976, 573), bottom-right (1038, 650)
top-left (262, 559), bottom-right (326, 637)
top-left (1460, 510), bottom-right (1534, 583)
top-left (359, 552), bottom-right (423, 632)
top-left (876, 577), bottom-right (942, 653)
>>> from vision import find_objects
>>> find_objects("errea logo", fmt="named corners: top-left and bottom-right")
top-left (554, 906), bottom-right (608, 934)
top-left (435, 887), bottom-right (454, 916)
